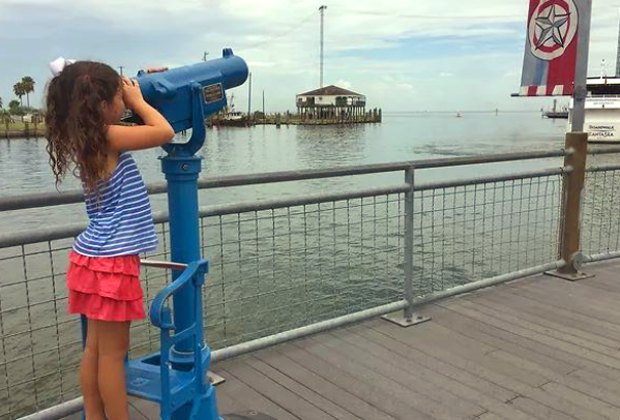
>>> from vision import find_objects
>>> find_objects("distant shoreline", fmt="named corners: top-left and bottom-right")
top-left (0, 129), bottom-right (44, 140)
top-left (0, 110), bottom-right (544, 140)
top-left (384, 110), bottom-right (541, 115)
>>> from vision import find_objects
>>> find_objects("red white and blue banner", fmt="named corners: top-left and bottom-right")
top-left (519, 0), bottom-right (581, 96)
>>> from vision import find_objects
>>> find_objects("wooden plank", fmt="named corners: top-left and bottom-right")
top-left (371, 320), bottom-right (607, 420)
top-left (398, 319), bottom-right (498, 357)
top-left (506, 280), bottom-right (620, 327)
top-left (510, 283), bottom-right (620, 336)
top-left (485, 350), bottom-right (561, 382)
top-left (592, 265), bottom-right (620, 283)
top-left (338, 326), bottom-right (535, 420)
top-left (519, 280), bottom-right (620, 318)
top-left (475, 412), bottom-right (504, 420)
top-left (507, 396), bottom-right (576, 420)
top-left (568, 368), bottom-right (620, 395)
top-left (441, 300), bottom-right (620, 371)
top-left (127, 398), bottom-right (156, 420)
top-left (574, 272), bottom-right (620, 293)
top-left (296, 335), bottom-right (472, 419)
top-left (491, 285), bottom-right (620, 341)
top-left (431, 302), bottom-right (620, 384)
top-left (541, 381), bottom-right (620, 418)
top-left (349, 324), bottom-right (518, 403)
top-left (369, 320), bottom-right (537, 393)
top-left (427, 304), bottom-right (576, 375)
top-left (216, 391), bottom-right (254, 417)
top-left (471, 374), bottom-right (603, 419)
top-left (277, 342), bottom-right (433, 420)
top-left (247, 356), bottom-right (360, 420)
top-left (215, 366), bottom-right (300, 420)
top-left (376, 320), bottom-right (549, 388)
top-left (472, 291), bottom-right (620, 350)
top-left (315, 331), bottom-right (487, 418)
top-left (485, 348), bottom-right (620, 408)
top-left (253, 347), bottom-right (396, 420)
top-left (512, 280), bottom-right (620, 326)
top-left (455, 298), bottom-right (620, 362)
top-left (221, 359), bottom-right (337, 420)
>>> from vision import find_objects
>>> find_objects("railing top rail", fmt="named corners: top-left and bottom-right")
top-left (0, 165), bottom-right (567, 249)
top-left (0, 148), bottom-right (570, 212)
top-left (587, 145), bottom-right (620, 155)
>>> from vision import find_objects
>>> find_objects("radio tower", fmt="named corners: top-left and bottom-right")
top-left (616, 15), bottom-right (620, 76)
top-left (319, 5), bottom-right (327, 87)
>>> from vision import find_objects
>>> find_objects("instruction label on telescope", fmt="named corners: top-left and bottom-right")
top-left (203, 83), bottom-right (224, 104)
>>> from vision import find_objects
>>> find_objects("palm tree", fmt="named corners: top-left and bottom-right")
top-left (8, 100), bottom-right (24, 121)
top-left (13, 82), bottom-right (25, 107)
top-left (21, 77), bottom-right (35, 108)
top-left (0, 96), bottom-right (3, 109)
top-left (1, 109), bottom-right (10, 133)
top-left (8, 100), bottom-right (20, 113)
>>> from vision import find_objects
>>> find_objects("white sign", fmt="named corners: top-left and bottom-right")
top-left (587, 123), bottom-right (620, 141)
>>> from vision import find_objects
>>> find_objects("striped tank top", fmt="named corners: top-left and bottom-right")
top-left (73, 152), bottom-right (158, 257)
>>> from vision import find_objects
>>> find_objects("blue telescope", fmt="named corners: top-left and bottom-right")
top-left (124, 48), bottom-right (248, 155)
top-left (121, 49), bottom-right (248, 420)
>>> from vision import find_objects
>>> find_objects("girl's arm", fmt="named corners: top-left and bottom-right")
top-left (107, 77), bottom-right (175, 152)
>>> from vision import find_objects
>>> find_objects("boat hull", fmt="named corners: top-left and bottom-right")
top-left (569, 97), bottom-right (620, 143)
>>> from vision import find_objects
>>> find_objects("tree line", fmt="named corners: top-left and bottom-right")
top-left (1, 76), bottom-right (37, 121)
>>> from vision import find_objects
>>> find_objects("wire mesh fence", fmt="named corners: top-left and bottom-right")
top-left (582, 166), bottom-right (620, 259)
top-left (200, 195), bottom-right (406, 349)
top-left (413, 176), bottom-right (563, 297)
top-left (0, 165), bottom-right (568, 418)
top-left (0, 222), bottom-right (173, 419)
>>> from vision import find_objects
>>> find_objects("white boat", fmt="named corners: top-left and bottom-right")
top-left (211, 93), bottom-right (254, 127)
top-left (223, 110), bottom-right (245, 121)
top-left (568, 77), bottom-right (620, 143)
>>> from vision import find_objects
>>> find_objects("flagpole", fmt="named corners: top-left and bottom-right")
top-left (572, 0), bottom-right (592, 132)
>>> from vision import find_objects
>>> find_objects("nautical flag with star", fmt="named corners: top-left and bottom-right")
top-left (519, 0), bottom-right (583, 96)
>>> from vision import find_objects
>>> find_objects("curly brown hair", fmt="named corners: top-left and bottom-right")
top-left (45, 61), bottom-right (121, 194)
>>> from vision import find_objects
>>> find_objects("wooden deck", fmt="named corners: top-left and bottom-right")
top-left (67, 260), bottom-right (620, 419)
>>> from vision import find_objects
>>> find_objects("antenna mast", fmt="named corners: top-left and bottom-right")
top-left (616, 13), bottom-right (620, 76)
top-left (319, 5), bottom-right (327, 87)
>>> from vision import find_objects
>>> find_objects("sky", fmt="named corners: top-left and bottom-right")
top-left (1, 0), bottom-right (620, 113)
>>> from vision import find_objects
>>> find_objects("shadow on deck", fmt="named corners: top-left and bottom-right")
top-left (69, 260), bottom-right (620, 419)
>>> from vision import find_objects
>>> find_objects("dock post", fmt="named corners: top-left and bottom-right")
top-left (548, 132), bottom-right (593, 280)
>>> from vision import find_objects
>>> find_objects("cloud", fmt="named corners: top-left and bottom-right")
top-left (397, 83), bottom-right (415, 92)
top-left (336, 79), bottom-right (352, 89)
top-left (2, 0), bottom-right (620, 112)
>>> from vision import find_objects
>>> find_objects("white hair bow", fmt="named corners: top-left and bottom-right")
top-left (49, 57), bottom-right (76, 76)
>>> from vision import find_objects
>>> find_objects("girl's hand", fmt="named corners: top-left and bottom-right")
top-left (121, 77), bottom-right (144, 111)
top-left (145, 67), bottom-right (168, 73)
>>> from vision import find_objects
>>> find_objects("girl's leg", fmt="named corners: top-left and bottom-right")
top-left (95, 320), bottom-right (131, 420)
top-left (81, 318), bottom-right (105, 420)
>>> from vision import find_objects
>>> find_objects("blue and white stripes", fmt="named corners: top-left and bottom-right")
top-left (74, 152), bottom-right (158, 257)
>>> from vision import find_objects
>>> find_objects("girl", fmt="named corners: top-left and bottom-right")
top-left (45, 59), bottom-right (174, 420)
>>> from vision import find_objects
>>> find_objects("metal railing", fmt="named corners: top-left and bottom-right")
top-left (1, 142), bottom-right (618, 419)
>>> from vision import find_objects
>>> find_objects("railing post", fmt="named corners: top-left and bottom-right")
top-left (404, 166), bottom-right (415, 320)
top-left (382, 166), bottom-right (430, 327)
top-left (549, 132), bottom-right (592, 281)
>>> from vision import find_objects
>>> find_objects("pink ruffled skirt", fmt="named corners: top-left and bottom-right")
top-left (66, 251), bottom-right (145, 321)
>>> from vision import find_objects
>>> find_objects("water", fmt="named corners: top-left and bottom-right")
top-left (0, 112), bottom-right (575, 418)
top-left (0, 113), bottom-right (566, 233)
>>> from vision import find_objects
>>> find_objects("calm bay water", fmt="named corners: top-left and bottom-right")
top-left (0, 112), bottom-right (566, 233)
top-left (0, 112), bottom-right (576, 418)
